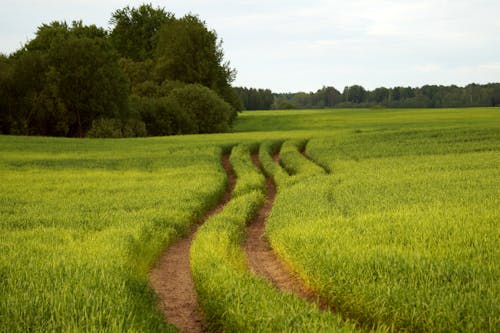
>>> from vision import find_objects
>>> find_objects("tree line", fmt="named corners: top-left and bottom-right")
top-left (236, 83), bottom-right (500, 110)
top-left (0, 4), bottom-right (241, 137)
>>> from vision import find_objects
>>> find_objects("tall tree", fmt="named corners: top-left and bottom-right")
top-left (110, 4), bottom-right (173, 61)
top-left (6, 21), bottom-right (129, 137)
top-left (154, 15), bottom-right (240, 110)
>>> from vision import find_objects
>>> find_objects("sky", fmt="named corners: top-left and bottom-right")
top-left (1, 0), bottom-right (499, 92)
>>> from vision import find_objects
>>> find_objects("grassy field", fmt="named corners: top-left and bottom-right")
top-left (1, 107), bottom-right (499, 331)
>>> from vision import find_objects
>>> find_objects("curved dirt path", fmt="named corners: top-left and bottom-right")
top-left (245, 153), bottom-right (330, 310)
top-left (149, 155), bottom-right (235, 333)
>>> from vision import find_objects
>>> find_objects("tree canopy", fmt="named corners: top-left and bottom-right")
top-left (1, 21), bottom-right (128, 137)
top-left (0, 4), bottom-right (241, 137)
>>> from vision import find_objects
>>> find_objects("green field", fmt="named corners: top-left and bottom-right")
top-left (1, 107), bottom-right (499, 331)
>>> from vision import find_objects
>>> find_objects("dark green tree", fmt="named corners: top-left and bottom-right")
top-left (154, 15), bottom-right (241, 111)
top-left (343, 85), bottom-right (367, 103)
top-left (110, 4), bottom-right (173, 61)
top-left (370, 87), bottom-right (390, 104)
top-left (0, 54), bottom-right (13, 133)
top-left (6, 21), bottom-right (129, 137)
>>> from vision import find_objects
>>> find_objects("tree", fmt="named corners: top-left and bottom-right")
top-left (154, 15), bottom-right (240, 110)
top-left (343, 85), bottom-right (367, 103)
top-left (0, 54), bottom-right (13, 133)
top-left (5, 21), bottom-right (129, 137)
top-left (110, 4), bottom-right (173, 61)
top-left (370, 87), bottom-right (389, 104)
top-left (45, 32), bottom-right (129, 136)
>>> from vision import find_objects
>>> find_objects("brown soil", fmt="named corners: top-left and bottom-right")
top-left (245, 153), bottom-right (330, 310)
top-left (149, 155), bottom-right (235, 333)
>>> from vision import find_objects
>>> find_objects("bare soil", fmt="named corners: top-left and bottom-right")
top-left (149, 155), bottom-right (235, 333)
top-left (245, 153), bottom-right (330, 310)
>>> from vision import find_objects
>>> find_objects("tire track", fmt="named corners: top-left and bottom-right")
top-left (245, 153), bottom-right (330, 310)
top-left (300, 144), bottom-right (330, 174)
top-left (149, 154), bottom-right (235, 333)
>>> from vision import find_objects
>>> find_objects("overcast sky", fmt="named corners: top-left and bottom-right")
top-left (1, 0), bottom-right (499, 92)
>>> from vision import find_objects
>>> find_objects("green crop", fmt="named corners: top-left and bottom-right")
top-left (0, 136), bottom-right (227, 332)
top-left (1, 106), bottom-right (498, 331)
top-left (264, 128), bottom-right (500, 332)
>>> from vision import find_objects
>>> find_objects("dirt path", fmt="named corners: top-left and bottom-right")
top-left (149, 155), bottom-right (235, 333)
top-left (245, 154), bottom-right (330, 310)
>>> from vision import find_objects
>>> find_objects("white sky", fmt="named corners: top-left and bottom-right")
top-left (1, 0), bottom-right (499, 92)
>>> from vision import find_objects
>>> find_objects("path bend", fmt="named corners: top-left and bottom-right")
top-left (149, 154), bottom-right (235, 333)
top-left (245, 153), bottom-right (330, 310)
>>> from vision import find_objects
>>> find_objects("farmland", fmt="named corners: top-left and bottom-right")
top-left (1, 107), bottom-right (499, 331)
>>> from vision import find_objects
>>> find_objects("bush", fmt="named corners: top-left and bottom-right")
top-left (129, 84), bottom-right (236, 136)
top-left (87, 118), bottom-right (123, 138)
top-left (122, 119), bottom-right (147, 137)
top-left (87, 118), bottom-right (147, 138)
top-left (168, 84), bottom-right (235, 133)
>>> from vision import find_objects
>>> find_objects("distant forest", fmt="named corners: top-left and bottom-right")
top-left (0, 4), bottom-right (241, 137)
top-left (235, 83), bottom-right (500, 110)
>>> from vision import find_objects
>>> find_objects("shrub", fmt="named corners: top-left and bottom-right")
top-left (87, 118), bottom-right (123, 138)
top-left (87, 118), bottom-right (147, 138)
top-left (168, 84), bottom-right (235, 133)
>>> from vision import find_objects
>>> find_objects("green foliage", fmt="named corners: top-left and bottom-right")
top-left (110, 4), bottom-right (173, 61)
top-left (0, 54), bottom-right (13, 134)
top-left (154, 14), bottom-right (241, 111)
top-left (234, 87), bottom-right (274, 110)
top-left (87, 118), bottom-right (147, 138)
top-left (237, 84), bottom-right (500, 110)
top-left (87, 118), bottom-right (123, 138)
top-left (130, 84), bottom-right (235, 136)
top-left (2, 21), bottom-right (129, 137)
top-left (168, 84), bottom-right (236, 133)
top-left (2, 5), bottom-right (241, 137)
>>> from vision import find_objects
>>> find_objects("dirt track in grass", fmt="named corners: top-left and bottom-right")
top-left (245, 153), bottom-right (330, 310)
top-left (149, 155), bottom-right (235, 333)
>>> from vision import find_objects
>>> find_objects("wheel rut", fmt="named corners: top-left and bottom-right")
top-left (149, 154), bottom-right (235, 333)
top-left (245, 153), bottom-right (330, 310)
top-left (300, 145), bottom-right (330, 174)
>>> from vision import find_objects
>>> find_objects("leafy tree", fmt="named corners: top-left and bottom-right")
top-left (5, 21), bottom-right (129, 137)
top-left (0, 54), bottom-right (14, 133)
top-left (45, 31), bottom-right (129, 136)
top-left (315, 86), bottom-right (341, 107)
top-left (343, 85), bottom-right (367, 103)
top-left (370, 87), bottom-right (390, 104)
top-left (154, 15), bottom-right (240, 110)
top-left (110, 4), bottom-right (173, 61)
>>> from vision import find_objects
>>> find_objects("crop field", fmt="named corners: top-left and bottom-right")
top-left (1, 107), bottom-right (499, 332)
